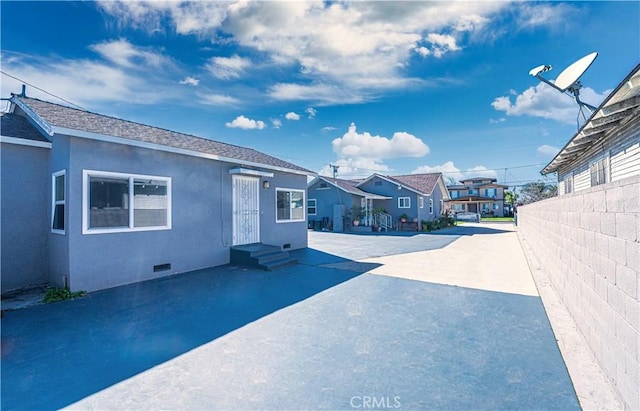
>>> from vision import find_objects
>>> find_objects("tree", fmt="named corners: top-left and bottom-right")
top-left (519, 181), bottom-right (557, 204)
top-left (504, 190), bottom-right (519, 206)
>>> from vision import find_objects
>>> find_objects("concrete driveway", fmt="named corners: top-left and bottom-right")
top-left (1, 223), bottom-right (579, 410)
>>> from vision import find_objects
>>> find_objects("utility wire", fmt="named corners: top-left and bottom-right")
top-left (1, 70), bottom-right (86, 111)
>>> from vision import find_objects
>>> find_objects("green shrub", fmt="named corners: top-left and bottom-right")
top-left (43, 287), bottom-right (86, 304)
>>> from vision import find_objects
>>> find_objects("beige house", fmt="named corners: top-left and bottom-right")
top-left (447, 177), bottom-right (508, 217)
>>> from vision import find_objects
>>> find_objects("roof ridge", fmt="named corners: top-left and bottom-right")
top-left (15, 96), bottom-right (266, 155)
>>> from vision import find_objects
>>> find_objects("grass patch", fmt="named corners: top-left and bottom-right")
top-left (481, 217), bottom-right (514, 222)
top-left (43, 287), bottom-right (86, 304)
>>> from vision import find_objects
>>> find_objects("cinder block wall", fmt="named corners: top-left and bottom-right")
top-left (517, 175), bottom-right (639, 411)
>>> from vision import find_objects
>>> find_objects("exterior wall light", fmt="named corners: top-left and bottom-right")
top-left (263, 181), bottom-right (270, 189)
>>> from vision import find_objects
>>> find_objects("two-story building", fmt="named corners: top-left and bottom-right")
top-left (447, 177), bottom-right (507, 217)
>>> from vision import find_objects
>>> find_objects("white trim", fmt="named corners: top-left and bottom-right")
top-left (0, 135), bottom-right (51, 149)
top-left (53, 126), bottom-right (311, 177)
top-left (398, 197), bottom-right (410, 208)
top-left (82, 169), bottom-right (172, 235)
top-left (419, 197), bottom-right (424, 208)
top-left (51, 170), bottom-right (66, 235)
top-left (12, 99), bottom-right (54, 135)
top-left (429, 198), bottom-right (434, 214)
top-left (275, 188), bottom-right (306, 223)
top-left (307, 198), bottom-right (317, 216)
top-left (229, 167), bottom-right (274, 177)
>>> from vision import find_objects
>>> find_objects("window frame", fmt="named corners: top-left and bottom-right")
top-left (276, 188), bottom-right (306, 223)
top-left (564, 175), bottom-right (573, 194)
top-left (307, 198), bottom-right (317, 216)
top-left (51, 170), bottom-right (66, 235)
top-left (82, 170), bottom-right (172, 235)
top-left (419, 197), bottom-right (424, 208)
top-left (398, 197), bottom-right (410, 209)
top-left (429, 198), bottom-right (434, 214)
top-left (590, 158), bottom-right (608, 187)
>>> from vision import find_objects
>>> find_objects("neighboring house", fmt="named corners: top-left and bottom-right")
top-left (1, 93), bottom-right (314, 293)
top-left (517, 65), bottom-right (639, 410)
top-left (307, 173), bottom-right (450, 231)
top-left (447, 177), bottom-right (508, 217)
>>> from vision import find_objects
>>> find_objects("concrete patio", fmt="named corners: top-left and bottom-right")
top-left (0, 223), bottom-right (594, 410)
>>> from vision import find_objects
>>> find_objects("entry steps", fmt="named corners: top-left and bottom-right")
top-left (230, 243), bottom-right (297, 271)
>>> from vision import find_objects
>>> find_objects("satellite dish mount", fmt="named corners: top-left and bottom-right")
top-left (529, 52), bottom-right (598, 127)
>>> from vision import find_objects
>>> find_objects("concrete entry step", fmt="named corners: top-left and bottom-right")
top-left (230, 243), bottom-right (297, 271)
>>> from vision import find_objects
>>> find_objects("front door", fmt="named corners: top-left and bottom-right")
top-left (232, 175), bottom-right (260, 245)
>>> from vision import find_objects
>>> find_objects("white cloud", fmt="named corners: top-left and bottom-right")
top-left (272, 119), bottom-right (282, 128)
top-left (537, 144), bottom-right (560, 156)
top-left (206, 55), bottom-right (251, 80)
top-left (285, 112), bottom-right (301, 121)
top-left (322, 126), bottom-right (337, 132)
top-left (491, 83), bottom-right (607, 124)
top-left (225, 115), bottom-right (266, 130)
top-left (332, 123), bottom-right (429, 159)
top-left (489, 118), bottom-right (506, 124)
top-left (418, 33), bottom-right (461, 58)
top-left (198, 93), bottom-right (240, 106)
top-left (515, 3), bottom-right (578, 30)
top-left (318, 158), bottom-right (390, 180)
top-left (98, 1), bottom-right (512, 105)
top-left (180, 76), bottom-right (199, 86)
top-left (305, 107), bottom-right (317, 119)
top-left (412, 161), bottom-right (497, 183)
top-left (90, 38), bottom-right (172, 69)
top-left (0, 50), bottom-right (169, 108)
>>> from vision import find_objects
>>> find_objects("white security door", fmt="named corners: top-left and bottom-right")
top-left (232, 175), bottom-right (260, 245)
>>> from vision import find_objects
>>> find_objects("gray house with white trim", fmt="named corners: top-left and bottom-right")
top-left (307, 173), bottom-right (450, 231)
top-left (1, 94), bottom-right (313, 293)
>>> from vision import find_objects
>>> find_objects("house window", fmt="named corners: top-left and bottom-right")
top-left (52, 170), bottom-right (66, 234)
top-left (564, 175), bottom-right (573, 194)
top-left (590, 158), bottom-right (608, 187)
top-left (307, 199), bottom-right (317, 216)
top-left (453, 204), bottom-right (465, 211)
top-left (374, 181), bottom-right (383, 186)
top-left (83, 170), bottom-right (171, 234)
top-left (398, 197), bottom-right (410, 208)
top-left (468, 189), bottom-right (478, 195)
top-left (484, 188), bottom-right (497, 198)
top-left (319, 182), bottom-right (328, 189)
top-left (277, 188), bottom-right (305, 222)
top-left (450, 191), bottom-right (459, 199)
top-left (419, 197), bottom-right (424, 208)
top-left (482, 203), bottom-right (490, 210)
top-left (493, 203), bottom-right (500, 210)
top-left (429, 199), bottom-right (433, 214)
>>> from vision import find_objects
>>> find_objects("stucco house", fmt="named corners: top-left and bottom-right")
top-left (307, 173), bottom-right (450, 231)
top-left (447, 177), bottom-right (508, 217)
top-left (1, 93), bottom-right (314, 293)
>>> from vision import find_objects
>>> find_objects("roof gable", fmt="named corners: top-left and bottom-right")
top-left (359, 173), bottom-right (442, 196)
top-left (309, 176), bottom-right (389, 199)
top-left (12, 97), bottom-right (313, 175)
top-left (0, 113), bottom-right (50, 143)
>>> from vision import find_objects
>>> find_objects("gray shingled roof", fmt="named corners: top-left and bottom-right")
top-left (0, 113), bottom-right (50, 142)
top-left (13, 96), bottom-right (312, 174)
top-left (315, 176), bottom-right (389, 199)
top-left (383, 173), bottom-right (441, 195)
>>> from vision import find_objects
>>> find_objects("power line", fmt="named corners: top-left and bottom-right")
top-left (1, 70), bottom-right (86, 111)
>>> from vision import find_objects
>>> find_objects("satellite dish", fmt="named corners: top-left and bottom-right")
top-left (554, 52), bottom-right (598, 91)
top-left (529, 52), bottom-right (599, 127)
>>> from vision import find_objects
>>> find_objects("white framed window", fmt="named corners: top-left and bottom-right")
top-left (82, 170), bottom-right (171, 234)
top-left (419, 197), bottom-right (424, 208)
top-left (307, 199), bottom-right (317, 216)
top-left (590, 158), bottom-right (608, 187)
top-left (277, 188), bottom-right (305, 222)
top-left (484, 188), bottom-right (497, 198)
top-left (52, 170), bottom-right (66, 234)
top-left (450, 191), bottom-right (459, 199)
top-left (429, 198), bottom-right (433, 214)
top-left (564, 175), bottom-right (573, 194)
top-left (398, 197), bottom-right (410, 208)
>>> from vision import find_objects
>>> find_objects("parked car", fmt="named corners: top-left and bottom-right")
top-left (455, 212), bottom-right (480, 223)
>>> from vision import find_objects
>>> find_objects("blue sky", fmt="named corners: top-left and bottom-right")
top-left (1, 1), bottom-right (638, 186)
